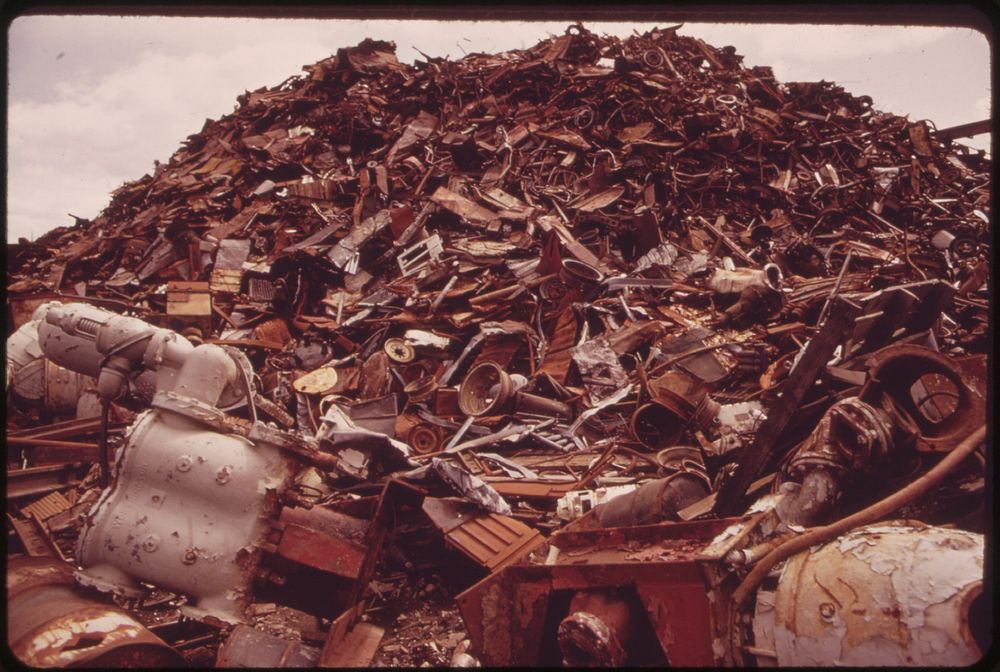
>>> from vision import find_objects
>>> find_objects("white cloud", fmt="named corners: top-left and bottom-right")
top-left (8, 29), bottom-right (336, 240)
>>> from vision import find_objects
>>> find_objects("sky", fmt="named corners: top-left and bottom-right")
top-left (6, 16), bottom-right (992, 243)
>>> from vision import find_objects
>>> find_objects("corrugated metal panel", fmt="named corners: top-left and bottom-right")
top-left (247, 277), bottom-right (278, 302)
top-left (20, 491), bottom-right (72, 522)
top-left (422, 498), bottom-right (544, 572)
top-left (210, 268), bottom-right (243, 294)
top-left (8, 515), bottom-right (54, 557)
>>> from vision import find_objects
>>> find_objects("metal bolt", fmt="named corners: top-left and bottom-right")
top-left (216, 465), bottom-right (232, 484)
top-left (182, 549), bottom-right (198, 565)
top-left (142, 534), bottom-right (160, 552)
top-left (176, 455), bottom-right (193, 472)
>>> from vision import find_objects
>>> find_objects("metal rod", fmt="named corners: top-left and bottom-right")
top-left (99, 397), bottom-right (112, 489)
top-left (7, 437), bottom-right (99, 449)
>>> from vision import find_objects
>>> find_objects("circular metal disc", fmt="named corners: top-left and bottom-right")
top-left (384, 338), bottom-right (416, 363)
top-left (293, 367), bottom-right (339, 395)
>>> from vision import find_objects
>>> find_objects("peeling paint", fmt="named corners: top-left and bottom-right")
top-left (761, 522), bottom-right (982, 666)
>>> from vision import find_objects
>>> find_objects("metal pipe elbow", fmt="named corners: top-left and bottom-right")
top-left (171, 344), bottom-right (238, 408)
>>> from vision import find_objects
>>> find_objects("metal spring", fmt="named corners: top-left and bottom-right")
top-left (75, 317), bottom-right (103, 337)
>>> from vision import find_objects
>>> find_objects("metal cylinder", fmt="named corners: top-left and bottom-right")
top-left (593, 472), bottom-right (710, 528)
top-left (44, 359), bottom-right (95, 414)
top-left (409, 424), bottom-right (444, 454)
top-left (864, 344), bottom-right (983, 453)
top-left (171, 344), bottom-right (239, 407)
top-left (7, 555), bottom-right (183, 668)
top-left (560, 258), bottom-right (604, 291)
top-left (558, 590), bottom-right (634, 667)
top-left (642, 49), bottom-right (665, 69)
top-left (631, 401), bottom-right (687, 448)
top-left (655, 445), bottom-right (703, 470)
top-left (7, 319), bottom-right (45, 386)
top-left (753, 522), bottom-right (984, 666)
top-left (514, 390), bottom-right (573, 419)
top-left (643, 369), bottom-right (708, 437)
top-left (458, 361), bottom-right (515, 416)
top-left (403, 373), bottom-right (438, 402)
top-left (692, 394), bottom-right (721, 429)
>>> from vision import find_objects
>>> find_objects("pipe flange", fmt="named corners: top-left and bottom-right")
top-left (409, 425), bottom-right (443, 454)
top-left (384, 338), bottom-right (416, 363)
top-left (459, 361), bottom-right (513, 416)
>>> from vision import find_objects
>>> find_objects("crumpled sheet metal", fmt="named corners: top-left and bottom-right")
top-left (404, 457), bottom-right (513, 516)
top-left (756, 522), bottom-right (984, 666)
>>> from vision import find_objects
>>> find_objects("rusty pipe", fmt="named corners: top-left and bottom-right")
top-left (558, 589), bottom-right (634, 667)
top-left (513, 390), bottom-right (573, 419)
top-left (593, 471), bottom-right (710, 528)
top-left (6, 437), bottom-right (99, 449)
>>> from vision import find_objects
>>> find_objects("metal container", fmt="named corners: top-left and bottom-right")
top-left (7, 555), bottom-right (183, 668)
top-left (753, 522), bottom-right (984, 666)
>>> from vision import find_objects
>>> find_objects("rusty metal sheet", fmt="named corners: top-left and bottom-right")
top-left (455, 568), bottom-right (552, 667)
top-left (166, 280), bottom-right (212, 317)
top-left (209, 268), bottom-right (243, 293)
top-left (422, 498), bottom-right (544, 572)
top-left (535, 215), bottom-right (610, 273)
top-left (319, 603), bottom-right (385, 668)
top-left (276, 523), bottom-right (366, 580)
top-left (7, 464), bottom-right (91, 501)
top-left (536, 306), bottom-right (578, 383)
top-left (320, 620), bottom-right (384, 667)
top-left (429, 186), bottom-right (498, 226)
top-left (535, 128), bottom-right (592, 151)
top-left (8, 513), bottom-right (61, 558)
top-left (571, 185), bottom-right (626, 212)
top-left (217, 624), bottom-right (320, 668)
top-left (19, 490), bottom-right (72, 522)
top-left (456, 517), bottom-right (737, 667)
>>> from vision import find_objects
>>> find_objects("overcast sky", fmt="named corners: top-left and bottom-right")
top-left (6, 16), bottom-right (992, 243)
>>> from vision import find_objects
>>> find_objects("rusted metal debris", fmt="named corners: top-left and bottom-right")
top-left (5, 23), bottom-right (990, 667)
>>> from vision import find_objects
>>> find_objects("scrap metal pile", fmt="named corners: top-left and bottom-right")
top-left (6, 24), bottom-right (990, 668)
